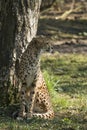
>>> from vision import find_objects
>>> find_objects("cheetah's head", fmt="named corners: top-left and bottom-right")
top-left (33, 35), bottom-right (53, 53)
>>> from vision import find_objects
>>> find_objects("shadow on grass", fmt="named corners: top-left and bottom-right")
top-left (53, 41), bottom-right (87, 54)
top-left (37, 17), bottom-right (87, 40)
top-left (0, 106), bottom-right (87, 130)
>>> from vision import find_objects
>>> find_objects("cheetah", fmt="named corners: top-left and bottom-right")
top-left (16, 35), bottom-right (54, 120)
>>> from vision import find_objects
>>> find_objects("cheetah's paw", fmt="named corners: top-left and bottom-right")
top-left (17, 117), bottom-right (24, 121)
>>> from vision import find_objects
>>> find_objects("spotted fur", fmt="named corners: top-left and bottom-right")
top-left (16, 36), bottom-right (54, 120)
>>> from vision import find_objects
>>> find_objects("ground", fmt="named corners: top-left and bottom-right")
top-left (0, 3), bottom-right (87, 130)
top-left (0, 53), bottom-right (87, 130)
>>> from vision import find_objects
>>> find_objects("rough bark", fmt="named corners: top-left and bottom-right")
top-left (0, 0), bottom-right (41, 106)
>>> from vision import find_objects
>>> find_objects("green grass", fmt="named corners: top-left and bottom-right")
top-left (0, 52), bottom-right (87, 130)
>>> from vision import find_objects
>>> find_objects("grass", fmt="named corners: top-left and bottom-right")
top-left (41, 53), bottom-right (87, 109)
top-left (0, 52), bottom-right (87, 130)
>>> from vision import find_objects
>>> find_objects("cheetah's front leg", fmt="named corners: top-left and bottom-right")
top-left (17, 87), bottom-right (27, 120)
top-left (26, 83), bottom-right (37, 119)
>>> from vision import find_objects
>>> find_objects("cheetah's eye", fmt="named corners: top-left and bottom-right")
top-left (46, 46), bottom-right (54, 53)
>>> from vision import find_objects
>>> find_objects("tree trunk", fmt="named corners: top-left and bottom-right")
top-left (0, 0), bottom-right (41, 106)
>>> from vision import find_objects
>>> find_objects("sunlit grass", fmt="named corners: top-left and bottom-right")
top-left (41, 52), bottom-right (87, 129)
top-left (41, 53), bottom-right (87, 109)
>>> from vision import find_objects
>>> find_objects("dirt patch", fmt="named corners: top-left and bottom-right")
top-left (54, 39), bottom-right (87, 54)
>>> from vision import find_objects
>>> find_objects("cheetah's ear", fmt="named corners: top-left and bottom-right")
top-left (33, 35), bottom-right (45, 42)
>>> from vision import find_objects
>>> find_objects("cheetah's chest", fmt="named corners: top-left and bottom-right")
top-left (24, 64), bottom-right (38, 87)
top-left (19, 57), bottom-right (40, 87)
top-left (26, 73), bottom-right (35, 87)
